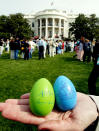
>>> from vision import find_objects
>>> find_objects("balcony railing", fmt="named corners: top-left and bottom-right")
top-left (55, 24), bottom-right (59, 26)
top-left (48, 35), bottom-right (52, 38)
top-left (42, 23), bottom-right (46, 26)
top-left (48, 23), bottom-right (53, 26)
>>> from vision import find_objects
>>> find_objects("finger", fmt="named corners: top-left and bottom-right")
top-left (5, 99), bottom-right (29, 105)
top-left (38, 120), bottom-right (67, 131)
top-left (1, 104), bottom-right (30, 112)
top-left (20, 93), bottom-right (30, 99)
top-left (0, 103), bottom-right (6, 111)
top-left (2, 104), bottom-right (45, 125)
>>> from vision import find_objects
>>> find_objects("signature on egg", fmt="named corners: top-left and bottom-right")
top-left (36, 90), bottom-right (54, 105)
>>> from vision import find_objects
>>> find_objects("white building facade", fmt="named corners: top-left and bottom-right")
top-left (24, 9), bottom-right (78, 39)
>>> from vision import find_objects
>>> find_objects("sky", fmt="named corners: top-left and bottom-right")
top-left (0, 0), bottom-right (99, 17)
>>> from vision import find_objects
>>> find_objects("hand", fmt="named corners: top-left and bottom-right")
top-left (0, 92), bottom-right (98, 131)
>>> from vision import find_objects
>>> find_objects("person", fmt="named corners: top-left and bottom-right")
top-left (0, 92), bottom-right (98, 131)
top-left (83, 39), bottom-right (91, 62)
top-left (58, 40), bottom-right (62, 54)
top-left (55, 40), bottom-right (59, 55)
top-left (9, 38), bottom-right (15, 59)
top-left (88, 40), bottom-right (99, 95)
top-left (73, 40), bottom-right (80, 59)
top-left (46, 40), bottom-right (49, 55)
top-left (5, 39), bottom-right (10, 53)
top-left (20, 39), bottom-right (25, 59)
top-left (29, 38), bottom-right (36, 58)
top-left (14, 38), bottom-right (20, 60)
top-left (68, 40), bottom-right (72, 52)
top-left (38, 37), bottom-right (45, 60)
top-left (24, 40), bottom-right (29, 60)
top-left (43, 39), bottom-right (47, 58)
top-left (70, 40), bottom-right (74, 52)
top-left (91, 40), bottom-right (96, 62)
top-left (49, 39), bottom-right (55, 57)
top-left (0, 39), bottom-right (4, 56)
top-left (77, 39), bottom-right (84, 61)
top-left (61, 41), bottom-right (64, 54)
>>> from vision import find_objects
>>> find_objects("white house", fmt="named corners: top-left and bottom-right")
top-left (24, 9), bottom-right (78, 39)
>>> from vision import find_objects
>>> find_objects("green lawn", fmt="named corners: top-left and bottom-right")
top-left (0, 51), bottom-right (99, 131)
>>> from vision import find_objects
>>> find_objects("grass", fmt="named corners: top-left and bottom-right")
top-left (0, 51), bottom-right (99, 131)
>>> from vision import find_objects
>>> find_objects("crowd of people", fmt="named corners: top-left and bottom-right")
top-left (0, 36), bottom-right (98, 63)
top-left (73, 37), bottom-right (96, 62)
top-left (0, 37), bottom-right (36, 60)
top-left (0, 37), bottom-right (68, 60)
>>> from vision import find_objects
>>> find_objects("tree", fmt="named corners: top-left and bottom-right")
top-left (8, 13), bottom-right (33, 39)
top-left (95, 25), bottom-right (99, 40)
top-left (93, 16), bottom-right (99, 40)
top-left (0, 15), bottom-right (10, 39)
top-left (0, 13), bottom-right (33, 39)
top-left (87, 14), bottom-right (99, 40)
top-left (69, 14), bottom-right (99, 40)
top-left (69, 14), bottom-right (89, 40)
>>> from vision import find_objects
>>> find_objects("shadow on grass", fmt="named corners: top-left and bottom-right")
top-left (0, 53), bottom-right (10, 59)
top-left (61, 56), bottom-right (79, 63)
top-left (0, 51), bottom-right (39, 61)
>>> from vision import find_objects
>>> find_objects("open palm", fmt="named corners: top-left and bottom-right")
top-left (0, 93), bottom-right (98, 131)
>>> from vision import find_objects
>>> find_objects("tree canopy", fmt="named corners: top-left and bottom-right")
top-left (0, 13), bottom-right (33, 39)
top-left (69, 14), bottom-right (99, 40)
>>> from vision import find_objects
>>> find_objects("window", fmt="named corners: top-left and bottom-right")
top-left (49, 31), bottom-right (52, 37)
top-left (32, 22), bottom-right (34, 27)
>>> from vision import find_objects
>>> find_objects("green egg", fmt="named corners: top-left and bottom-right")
top-left (29, 78), bottom-right (55, 116)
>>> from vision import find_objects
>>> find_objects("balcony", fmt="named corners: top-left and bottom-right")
top-left (55, 23), bottom-right (59, 26)
top-left (48, 23), bottom-right (53, 26)
top-left (55, 35), bottom-right (59, 38)
top-left (42, 23), bottom-right (46, 26)
top-left (48, 35), bottom-right (52, 38)
top-left (61, 24), bottom-right (64, 27)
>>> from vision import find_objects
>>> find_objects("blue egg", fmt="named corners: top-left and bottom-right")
top-left (54, 75), bottom-right (77, 111)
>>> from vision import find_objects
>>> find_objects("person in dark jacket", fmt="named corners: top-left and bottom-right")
top-left (83, 39), bottom-right (91, 62)
top-left (20, 39), bottom-right (26, 58)
top-left (14, 38), bottom-right (20, 59)
top-left (24, 40), bottom-right (29, 60)
top-left (88, 40), bottom-right (99, 95)
top-left (9, 38), bottom-right (15, 59)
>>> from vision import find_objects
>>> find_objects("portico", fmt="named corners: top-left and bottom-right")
top-left (24, 9), bottom-right (78, 39)
top-left (37, 18), bottom-right (65, 39)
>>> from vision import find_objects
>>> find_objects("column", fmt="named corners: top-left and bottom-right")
top-left (59, 19), bottom-right (61, 38)
top-left (65, 20), bottom-right (68, 38)
top-left (45, 18), bottom-right (48, 39)
top-left (40, 19), bottom-right (42, 38)
top-left (36, 19), bottom-right (38, 36)
top-left (52, 18), bottom-right (55, 38)
top-left (63, 20), bottom-right (65, 37)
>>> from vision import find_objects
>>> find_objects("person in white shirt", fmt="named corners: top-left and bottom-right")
top-left (49, 39), bottom-right (55, 57)
top-left (29, 38), bottom-right (36, 58)
top-left (6, 39), bottom-right (10, 53)
top-left (0, 39), bottom-right (4, 56)
top-left (70, 40), bottom-right (74, 52)
top-left (37, 37), bottom-right (45, 59)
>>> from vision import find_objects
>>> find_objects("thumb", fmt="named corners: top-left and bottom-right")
top-left (38, 120), bottom-right (67, 131)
